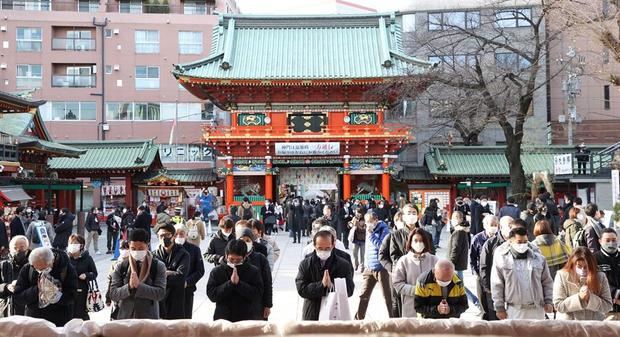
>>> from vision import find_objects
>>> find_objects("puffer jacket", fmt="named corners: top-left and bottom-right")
top-left (491, 245), bottom-right (554, 312)
top-left (392, 252), bottom-right (439, 317)
top-left (553, 269), bottom-right (613, 321)
top-left (365, 221), bottom-right (389, 271)
top-left (414, 270), bottom-right (468, 319)
top-left (533, 234), bottom-right (570, 279)
top-left (563, 219), bottom-right (582, 248)
top-left (204, 230), bottom-right (234, 266)
top-left (448, 224), bottom-right (470, 271)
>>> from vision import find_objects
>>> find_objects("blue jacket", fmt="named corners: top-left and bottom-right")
top-left (498, 204), bottom-right (521, 220)
top-left (469, 230), bottom-right (491, 276)
top-left (365, 220), bottom-right (390, 271)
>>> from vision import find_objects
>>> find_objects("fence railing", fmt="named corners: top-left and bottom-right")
top-left (105, 3), bottom-right (215, 14)
top-left (51, 38), bottom-right (96, 51)
top-left (52, 75), bottom-right (96, 88)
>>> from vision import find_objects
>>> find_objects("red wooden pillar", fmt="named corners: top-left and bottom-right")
top-left (381, 155), bottom-right (391, 201)
top-left (69, 190), bottom-right (76, 213)
top-left (125, 173), bottom-right (134, 210)
top-left (343, 155), bottom-right (351, 199)
top-left (225, 157), bottom-right (234, 207)
top-left (265, 156), bottom-right (273, 201)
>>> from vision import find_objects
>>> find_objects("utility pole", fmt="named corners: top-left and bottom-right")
top-left (559, 47), bottom-right (585, 146)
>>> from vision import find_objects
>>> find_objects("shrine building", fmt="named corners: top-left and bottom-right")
top-left (173, 13), bottom-right (432, 207)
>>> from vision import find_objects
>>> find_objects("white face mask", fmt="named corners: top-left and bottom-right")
top-left (67, 243), bottom-right (81, 254)
top-left (450, 219), bottom-right (459, 227)
top-left (486, 226), bottom-right (498, 236)
top-left (119, 250), bottom-right (130, 259)
top-left (436, 279), bottom-right (452, 287)
top-left (38, 267), bottom-right (52, 274)
top-left (512, 243), bottom-right (529, 254)
top-left (316, 249), bottom-right (332, 261)
top-left (130, 250), bottom-right (147, 262)
top-left (412, 241), bottom-right (425, 253)
top-left (245, 241), bottom-right (253, 252)
top-left (175, 237), bottom-right (186, 245)
top-left (500, 225), bottom-right (511, 239)
top-left (394, 221), bottom-right (405, 230)
top-left (575, 267), bottom-right (587, 277)
top-left (481, 201), bottom-right (488, 207)
top-left (403, 214), bottom-right (418, 225)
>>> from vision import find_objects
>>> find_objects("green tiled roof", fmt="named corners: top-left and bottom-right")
top-left (18, 137), bottom-right (85, 158)
top-left (0, 112), bottom-right (33, 137)
top-left (424, 145), bottom-right (609, 177)
top-left (173, 13), bottom-right (432, 81)
top-left (399, 165), bottom-right (434, 181)
top-left (49, 140), bottom-right (161, 172)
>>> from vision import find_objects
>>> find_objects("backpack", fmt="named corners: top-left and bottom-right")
top-left (242, 206), bottom-right (253, 220)
top-left (572, 228), bottom-right (587, 248)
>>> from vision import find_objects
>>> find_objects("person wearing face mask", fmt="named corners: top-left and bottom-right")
top-left (447, 212), bottom-right (479, 307)
top-left (25, 210), bottom-right (55, 249)
top-left (207, 239), bottom-right (264, 321)
top-left (499, 196), bottom-right (521, 220)
top-left (354, 210), bottom-right (392, 319)
top-left (470, 215), bottom-right (498, 319)
top-left (453, 196), bottom-right (470, 219)
top-left (66, 234), bottom-right (97, 320)
top-left (84, 207), bottom-right (102, 255)
top-left (532, 220), bottom-right (571, 280)
top-left (584, 203), bottom-right (606, 254)
top-left (392, 228), bottom-right (438, 317)
top-left (185, 211), bottom-right (206, 247)
top-left (250, 219), bottom-right (280, 270)
top-left (469, 195), bottom-right (486, 236)
top-left (563, 207), bottom-right (583, 249)
top-left (0, 235), bottom-right (31, 317)
top-left (235, 221), bottom-right (269, 257)
top-left (348, 208), bottom-right (366, 272)
top-left (204, 217), bottom-right (235, 266)
top-left (296, 230), bottom-right (354, 320)
top-left (13, 246), bottom-right (78, 326)
top-left (105, 240), bottom-right (129, 320)
top-left (288, 198), bottom-right (305, 244)
top-left (491, 227), bottom-right (554, 320)
top-left (237, 227), bottom-right (272, 320)
top-left (389, 204), bottom-right (435, 272)
top-left (172, 224), bottom-right (205, 319)
top-left (52, 208), bottom-right (75, 252)
top-left (595, 228), bottom-right (620, 319)
top-left (520, 201), bottom-right (538, 241)
top-left (153, 223), bottom-right (189, 319)
top-left (554, 247), bottom-right (613, 320)
top-left (109, 229), bottom-right (166, 319)
top-left (9, 207), bottom-right (26, 239)
top-left (261, 199), bottom-right (277, 236)
top-left (414, 259), bottom-right (468, 319)
top-left (379, 210), bottom-right (403, 317)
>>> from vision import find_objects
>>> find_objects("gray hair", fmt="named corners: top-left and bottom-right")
top-left (174, 224), bottom-right (188, 234)
top-left (434, 259), bottom-right (455, 272)
top-left (9, 235), bottom-right (29, 253)
top-left (482, 214), bottom-right (498, 228)
top-left (499, 215), bottom-right (515, 228)
top-left (28, 247), bottom-right (54, 266)
top-left (318, 226), bottom-right (337, 240)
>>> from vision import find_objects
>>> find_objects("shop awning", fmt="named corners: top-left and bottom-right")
top-left (0, 185), bottom-right (32, 202)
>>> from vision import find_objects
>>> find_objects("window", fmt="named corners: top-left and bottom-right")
top-left (16, 27), bottom-right (42, 52)
top-left (64, 30), bottom-right (94, 51)
top-left (106, 102), bottom-right (133, 120)
top-left (495, 8), bottom-right (532, 28)
top-left (105, 29), bottom-right (113, 38)
top-left (120, 0), bottom-right (142, 13)
top-left (429, 54), bottom-right (477, 69)
top-left (604, 85), bottom-right (610, 110)
top-left (78, 0), bottom-right (99, 12)
top-left (495, 52), bottom-right (530, 71)
top-left (135, 66), bottom-right (159, 89)
top-left (16, 64), bottom-right (42, 88)
top-left (105, 65), bottom-right (113, 74)
top-left (402, 14), bottom-right (416, 32)
top-left (134, 103), bottom-right (161, 120)
top-left (183, 1), bottom-right (209, 14)
top-left (6, 0), bottom-right (50, 11)
top-left (135, 30), bottom-right (159, 53)
top-left (49, 102), bottom-right (95, 120)
top-left (178, 31), bottom-right (203, 54)
top-left (427, 11), bottom-right (480, 30)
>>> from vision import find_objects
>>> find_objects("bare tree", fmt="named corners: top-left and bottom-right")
top-left (384, 0), bottom-right (576, 203)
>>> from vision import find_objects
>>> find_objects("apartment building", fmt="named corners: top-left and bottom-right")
top-left (0, 0), bottom-right (239, 171)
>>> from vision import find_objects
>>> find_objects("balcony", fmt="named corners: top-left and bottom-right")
top-left (106, 1), bottom-right (215, 14)
top-left (0, 0), bottom-right (79, 11)
top-left (52, 38), bottom-right (96, 51)
top-left (0, 135), bottom-right (18, 163)
top-left (52, 75), bottom-right (96, 88)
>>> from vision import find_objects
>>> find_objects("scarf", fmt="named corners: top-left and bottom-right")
top-left (129, 252), bottom-right (152, 283)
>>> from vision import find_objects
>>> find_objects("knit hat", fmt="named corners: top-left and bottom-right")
top-left (154, 222), bottom-right (176, 236)
top-left (236, 227), bottom-right (255, 241)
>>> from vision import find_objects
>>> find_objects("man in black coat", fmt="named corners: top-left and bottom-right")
top-left (10, 207), bottom-right (26, 238)
top-left (296, 230), bottom-right (354, 320)
top-left (289, 199), bottom-right (305, 243)
top-left (206, 239), bottom-right (264, 322)
top-left (469, 197), bottom-right (485, 235)
top-left (238, 228), bottom-right (273, 320)
top-left (13, 247), bottom-right (78, 327)
top-left (53, 209), bottom-right (75, 251)
top-left (153, 223), bottom-right (189, 320)
top-left (173, 224), bottom-right (205, 319)
top-left (595, 228), bottom-right (620, 316)
top-left (260, 200), bottom-right (277, 235)
top-left (0, 235), bottom-right (31, 317)
top-left (0, 209), bottom-right (9, 253)
top-left (204, 217), bottom-right (235, 266)
top-left (133, 206), bottom-right (152, 236)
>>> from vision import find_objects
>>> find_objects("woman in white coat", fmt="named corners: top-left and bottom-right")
top-left (392, 228), bottom-right (439, 317)
top-left (553, 247), bottom-right (612, 321)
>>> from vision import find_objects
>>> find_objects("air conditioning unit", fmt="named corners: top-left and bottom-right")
top-left (113, 64), bottom-right (120, 71)
top-left (92, 65), bottom-right (97, 74)
top-left (0, 26), bottom-right (6, 32)
top-left (113, 28), bottom-right (120, 35)
top-left (0, 64), bottom-right (6, 69)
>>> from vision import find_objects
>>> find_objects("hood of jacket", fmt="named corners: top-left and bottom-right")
top-left (535, 234), bottom-right (555, 246)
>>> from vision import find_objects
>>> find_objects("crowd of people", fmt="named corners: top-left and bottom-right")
top-left (0, 190), bottom-right (618, 326)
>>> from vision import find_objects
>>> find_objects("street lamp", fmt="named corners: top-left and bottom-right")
top-left (558, 47), bottom-right (586, 146)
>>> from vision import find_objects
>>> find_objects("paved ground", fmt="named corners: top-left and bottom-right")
top-left (87, 225), bottom-right (481, 322)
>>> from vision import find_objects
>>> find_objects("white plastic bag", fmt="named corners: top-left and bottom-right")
top-left (318, 277), bottom-right (351, 321)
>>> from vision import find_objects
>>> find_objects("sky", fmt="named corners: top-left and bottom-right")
top-left (235, 0), bottom-right (412, 14)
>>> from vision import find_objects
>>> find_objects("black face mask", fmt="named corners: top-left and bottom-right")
top-left (12, 250), bottom-right (28, 265)
top-left (163, 237), bottom-right (173, 247)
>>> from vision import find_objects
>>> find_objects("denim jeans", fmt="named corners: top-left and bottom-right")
top-left (456, 270), bottom-right (479, 305)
